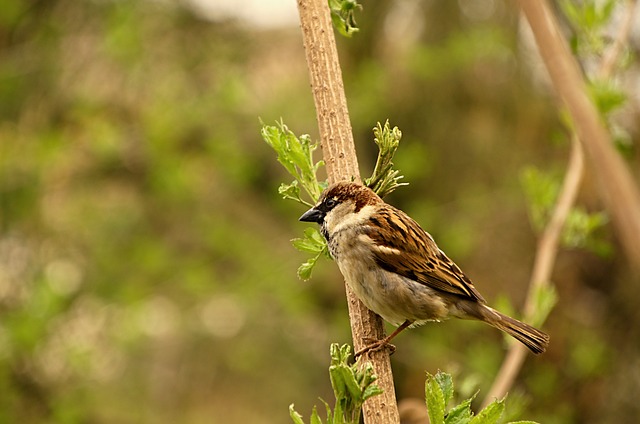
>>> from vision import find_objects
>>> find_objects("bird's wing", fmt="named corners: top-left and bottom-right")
top-left (365, 205), bottom-right (485, 302)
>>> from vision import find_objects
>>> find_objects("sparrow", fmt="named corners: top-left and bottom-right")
top-left (299, 181), bottom-right (549, 357)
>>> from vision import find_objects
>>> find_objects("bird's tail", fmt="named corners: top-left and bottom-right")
top-left (485, 307), bottom-right (549, 354)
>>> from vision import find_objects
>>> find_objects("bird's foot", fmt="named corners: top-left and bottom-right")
top-left (354, 337), bottom-right (396, 359)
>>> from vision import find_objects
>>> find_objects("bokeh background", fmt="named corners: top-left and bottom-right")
top-left (1, 0), bottom-right (640, 423)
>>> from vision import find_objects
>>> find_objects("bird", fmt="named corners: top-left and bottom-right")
top-left (299, 181), bottom-right (549, 357)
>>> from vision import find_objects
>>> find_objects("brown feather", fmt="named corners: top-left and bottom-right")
top-left (365, 204), bottom-right (485, 302)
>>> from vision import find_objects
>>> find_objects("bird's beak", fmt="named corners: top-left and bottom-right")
top-left (299, 207), bottom-right (325, 223)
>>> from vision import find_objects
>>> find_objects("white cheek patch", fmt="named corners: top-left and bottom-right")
top-left (328, 204), bottom-right (376, 234)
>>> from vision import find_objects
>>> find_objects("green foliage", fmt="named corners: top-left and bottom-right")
top-left (262, 120), bottom-right (407, 280)
top-left (588, 80), bottom-right (627, 116)
top-left (520, 166), bottom-right (611, 255)
top-left (408, 28), bottom-right (510, 81)
top-left (561, 0), bottom-right (632, 158)
top-left (364, 121), bottom-right (408, 198)
top-left (3, 0), bottom-right (637, 422)
top-left (261, 121), bottom-right (328, 279)
top-left (290, 344), bottom-right (382, 424)
top-left (328, 0), bottom-right (362, 38)
top-left (261, 120), bottom-right (326, 206)
top-left (526, 0), bottom-right (631, 257)
top-left (529, 285), bottom-right (558, 330)
top-left (292, 228), bottom-right (331, 280)
top-left (424, 372), bottom-right (539, 424)
top-left (561, 0), bottom-right (617, 55)
top-left (520, 166), bottom-right (558, 230)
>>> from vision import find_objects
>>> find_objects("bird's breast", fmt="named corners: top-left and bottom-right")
top-left (330, 232), bottom-right (450, 326)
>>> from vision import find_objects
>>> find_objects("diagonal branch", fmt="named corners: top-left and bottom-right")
top-left (296, 0), bottom-right (400, 422)
top-left (482, 0), bottom-right (638, 406)
top-left (483, 137), bottom-right (583, 406)
top-left (519, 0), bottom-right (640, 265)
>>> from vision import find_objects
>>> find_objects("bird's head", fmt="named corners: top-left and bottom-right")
top-left (299, 182), bottom-right (381, 235)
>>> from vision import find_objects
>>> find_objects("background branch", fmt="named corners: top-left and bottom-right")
top-left (519, 0), bottom-right (640, 266)
top-left (483, 137), bottom-right (583, 407)
top-left (483, 0), bottom-right (638, 406)
top-left (296, 0), bottom-right (400, 422)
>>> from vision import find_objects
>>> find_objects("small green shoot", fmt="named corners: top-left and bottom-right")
top-left (328, 0), bottom-right (362, 38)
top-left (290, 344), bottom-right (383, 424)
top-left (261, 120), bottom-right (325, 205)
top-left (261, 120), bottom-right (328, 279)
top-left (425, 371), bottom-right (539, 424)
top-left (365, 120), bottom-right (408, 198)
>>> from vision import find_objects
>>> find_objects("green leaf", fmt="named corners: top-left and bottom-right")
top-left (289, 344), bottom-right (383, 424)
top-left (435, 371), bottom-right (454, 407)
top-left (328, 0), bottom-right (361, 38)
top-left (321, 399), bottom-right (333, 424)
top-left (310, 406), bottom-right (324, 424)
top-left (279, 181), bottom-right (314, 207)
top-left (330, 363), bottom-right (361, 403)
top-left (364, 120), bottom-right (408, 198)
top-left (293, 226), bottom-right (329, 280)
top-left (290, 404), bottom-right (306, 424)
top-left (445, 397), bottom-right (473, 424)
top-left (262, 119), bottom-right (331, 280)
top-left (292, 228), bottom-right (327, 254)
top-left (530, 284), bottom-right (558, 329)
top-left (470, 398), bottom-right (505, 424)
top-left (589, 80), bottom-right (627, 115)
top-left (297, 254), bottom-right (322, 280)
top-left (425, 373), bottom-right (446, 424)
top-left (562, 208), bottom-right (609, 253)
top-left (519, 166), bottom-right (560, 232)
top-left (261, 120), bottom-right (324, 203)
top-left (362, 382), bottom-right (384, 402)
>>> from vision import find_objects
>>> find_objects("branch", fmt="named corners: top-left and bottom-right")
top-left (482, 0), bottom-right (638, 406)
top-left (296, 1), bottom-right (400, 423)
top-left (518, 0), bottom-right (640, 266)
top-left (483, 138), bottom-right (583, 406)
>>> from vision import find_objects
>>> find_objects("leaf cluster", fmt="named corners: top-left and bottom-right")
top-left (261, 120), bottom-right (407, 280)
top-left (364, 121), bottom-right (408, 198)
top-left (261, 120), bottom-right (329, 279)
top-left (520, 166), bottom-right (611, 256)
top-left (261, 119), bottom-right (325, 206)
top-left (560, 0), bottom-right (632, 150)
top-left (425, 372), bottom-right (538, 424)
top-left (561, 0), bottom-right (617, 56)
top-left (289, 344), bottom-right (383, 424)
top-left (328, 0), bottom-right (362, 38)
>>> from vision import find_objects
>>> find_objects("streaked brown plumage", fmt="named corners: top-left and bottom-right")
top-left (299, 181), bottom-right (549, 356)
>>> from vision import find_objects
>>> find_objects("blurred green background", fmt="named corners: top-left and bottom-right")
top-left (1, 0), bottom-right (639, 423)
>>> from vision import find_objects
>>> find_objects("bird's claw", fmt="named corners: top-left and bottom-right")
top-left (354, 337), bottom-right (396, 359)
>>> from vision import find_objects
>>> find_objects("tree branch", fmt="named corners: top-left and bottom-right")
top-left (483, 137), bottom-right (583, 407)
top-left (483, 0), bottom-right (638, 406)
top-left (519, 0), bottom-right (640, 266)
top-left (296, 1), bottom-right (400, 422)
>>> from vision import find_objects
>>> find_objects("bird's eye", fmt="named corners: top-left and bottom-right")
top-left (325, 198), bottom-right (338, 209)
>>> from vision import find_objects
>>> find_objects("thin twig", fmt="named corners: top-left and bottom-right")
top-left (482, 138), bottom-right (583, 407)
top-left (482, 0), bottom-right (637, 407)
